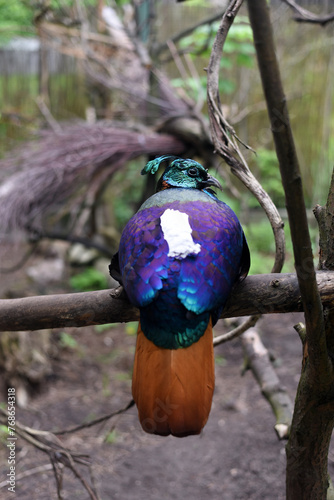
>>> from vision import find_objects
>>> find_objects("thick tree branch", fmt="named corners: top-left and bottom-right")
top-left (247, 0), bottom-right (325, 361)
top-left (0, 272), bottom-right (333, 332)
top-left (247, 1), bottom-right (332, 498)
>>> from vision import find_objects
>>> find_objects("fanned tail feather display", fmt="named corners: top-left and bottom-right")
top-left (132, 320), bottom-right (215, 437)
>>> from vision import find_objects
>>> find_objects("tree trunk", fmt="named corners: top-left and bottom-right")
top-left (246, 0), bottom-right (334, 497)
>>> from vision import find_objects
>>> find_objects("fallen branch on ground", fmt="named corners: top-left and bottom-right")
top-left (241, 327), bottom-right (294, 439)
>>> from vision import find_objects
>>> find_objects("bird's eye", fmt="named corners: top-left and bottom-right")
top-left (188, 167), bottom-right (198, 177)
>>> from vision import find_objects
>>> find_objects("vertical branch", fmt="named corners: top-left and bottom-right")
top-left (206, 0), bottom-right (285, 275)
top-left (246, 0), bottom-right (325, 357)
top-left (314, 169), bottom-right (334, 271)
top-left (246, 1), bottom-right (334, 498)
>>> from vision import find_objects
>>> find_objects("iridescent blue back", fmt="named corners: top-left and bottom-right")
top-left (118, 188), bottom-right (249, 348)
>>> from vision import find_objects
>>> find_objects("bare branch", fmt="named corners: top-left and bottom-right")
top-left (54, 400), bottom-right (135, 435)
top-left (241, 327), bottom-right (294, 440)
top-left (35, 96), bottom-right (63, 134)
top-left (154, 6), bottom-right (229, 56)
top-left (206, 0), bottom-right (285, 276)
top-left (0, 464), bottom-right (53, 490)
top-left (213, 315), bottom-right (259, 346)
top-left (206, 0), bottom-right (286, 345)
top-left (0, 407), bottom-right (100, 500)
top-left (247, 0), bottom-right (326, 364)
top-left (247, 1), bottom-right (332, 497)
top-left (282, 0), bottom-right (334, 26)
top-left (0, 272), bottom-right (334, 332)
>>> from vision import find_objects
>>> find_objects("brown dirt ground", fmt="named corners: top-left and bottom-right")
top-left (1, 244), bottom-right (334, 499)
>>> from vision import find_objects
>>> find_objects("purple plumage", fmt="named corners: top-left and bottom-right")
top-left (109, 157), bottom-right (250, 437)
top-left (116, 186), bottom-right (249, 348)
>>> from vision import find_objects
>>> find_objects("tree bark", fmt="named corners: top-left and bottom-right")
top-left (0, 272), bottom-right (334, 332)
top-left (247, 1), bottom-right (333, 498)
top-left (241, 327), bottom-right (293, 439)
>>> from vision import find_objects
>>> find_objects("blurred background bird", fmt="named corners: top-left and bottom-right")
top-left (109, 156), bottom-right (250, 437)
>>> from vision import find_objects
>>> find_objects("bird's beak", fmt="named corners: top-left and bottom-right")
top-left (202, 174), bottom-right (223, 191)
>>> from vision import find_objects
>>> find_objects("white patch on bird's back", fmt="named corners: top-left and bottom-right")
top-left (160, 209), bottom-right (201, 259)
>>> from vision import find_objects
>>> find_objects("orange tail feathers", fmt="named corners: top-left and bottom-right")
top-left (132, 320), bottom-right (215, 437)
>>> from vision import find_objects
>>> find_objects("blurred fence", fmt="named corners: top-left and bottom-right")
top-left (0, 37), bottom-right (76, 76)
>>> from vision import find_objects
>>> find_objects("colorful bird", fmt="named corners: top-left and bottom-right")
top-left (109, 156), bottom-right (250, 437)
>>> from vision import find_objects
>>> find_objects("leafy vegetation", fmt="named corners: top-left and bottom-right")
top-left (106, 159), bottom-right (147, 230)
top-left (172, 16), bottom-right (255, 98)
top-left (104, 429), bottom-right (119, 444)
top-left (59, 331), bottom-right (79, 350)
top-left (249, 148), bottom-right (285, 208)
top-left (70, 268), bottom-right (108, 292)
top-left (0, 0), bottom-right (35, 43)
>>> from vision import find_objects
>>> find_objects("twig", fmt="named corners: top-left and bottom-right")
top-left (154, 5), bottom-right (229, 56)
top-left (166, 39), bottom-right (196, 108)
top-left (54, 399), bottom-right (135, 435)
top-left (35, 96), bottom-right (63, 134)
top-left (0, 407), bottom-right (99, 500)
top-left (26, 226), bottom-right (114, 258)
top-left (0, 463), bottom-right (53, 489)
top-left (207, 0), bottom-right (285, 275)
top-left (206, 0), bottom-right (286, 344)
top-left (213, 315), bottom-right (259, 346)
top-left (0, 399), bottom-right (135, 497)
top-left (282, 0), bottom-right (334, 26)
top-left (0, 241), bottom-right (39, 273)
top-left (184, 53), bottom-right (206, 113)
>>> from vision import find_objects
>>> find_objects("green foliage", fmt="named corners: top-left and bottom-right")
top-left (94, 323), bottom-right (119, 333)
top-left (0, 424), bottom-right (8, 444)
top-left (214, 354), bottom-right (227, 366)
top-left (244, 218), bottom-right (278, 274)
top-left (102, 372), bottom-right (111, 397)
top-left (59, 332), bottom-right (79, 350)
top-left (107, 160), bottom-right (146, 230)
top-left (49, 74), bottom-right (87, 120)
top-left (115, 371), bottom-right (131, 381)
top-left (249, 148), bottom-right (285, 208)
top-left (244, 214), bottom-right (319, 275)
top-left (171, 16), bottom-right (255, 99)
top-left (247, 250), bottom-right (277, 275)
top-left (0, 72), bottom-right (87, 157)
top-left (179, 16), bottom-right (254, 60)
top-left (244, 218), bottom-right (276, 256)
top-left (0, 0), bottom-right (97, 44)
top-left (104, 429), bottom-right (119, 444)
top-left (50, 0), bottom-right (96, 7)
top-left (0, 0), bottom-right (34, 36)
top-left (70, 268), bottom-right (108, 292)
top-left (125, 322), bottom-right (138, 336)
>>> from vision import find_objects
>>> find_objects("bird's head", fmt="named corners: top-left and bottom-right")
top-left (142, 156), bottom-right (222, 193)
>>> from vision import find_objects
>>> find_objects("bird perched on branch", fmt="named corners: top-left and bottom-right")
top-left (109, 156), bottom-right (250, 437)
